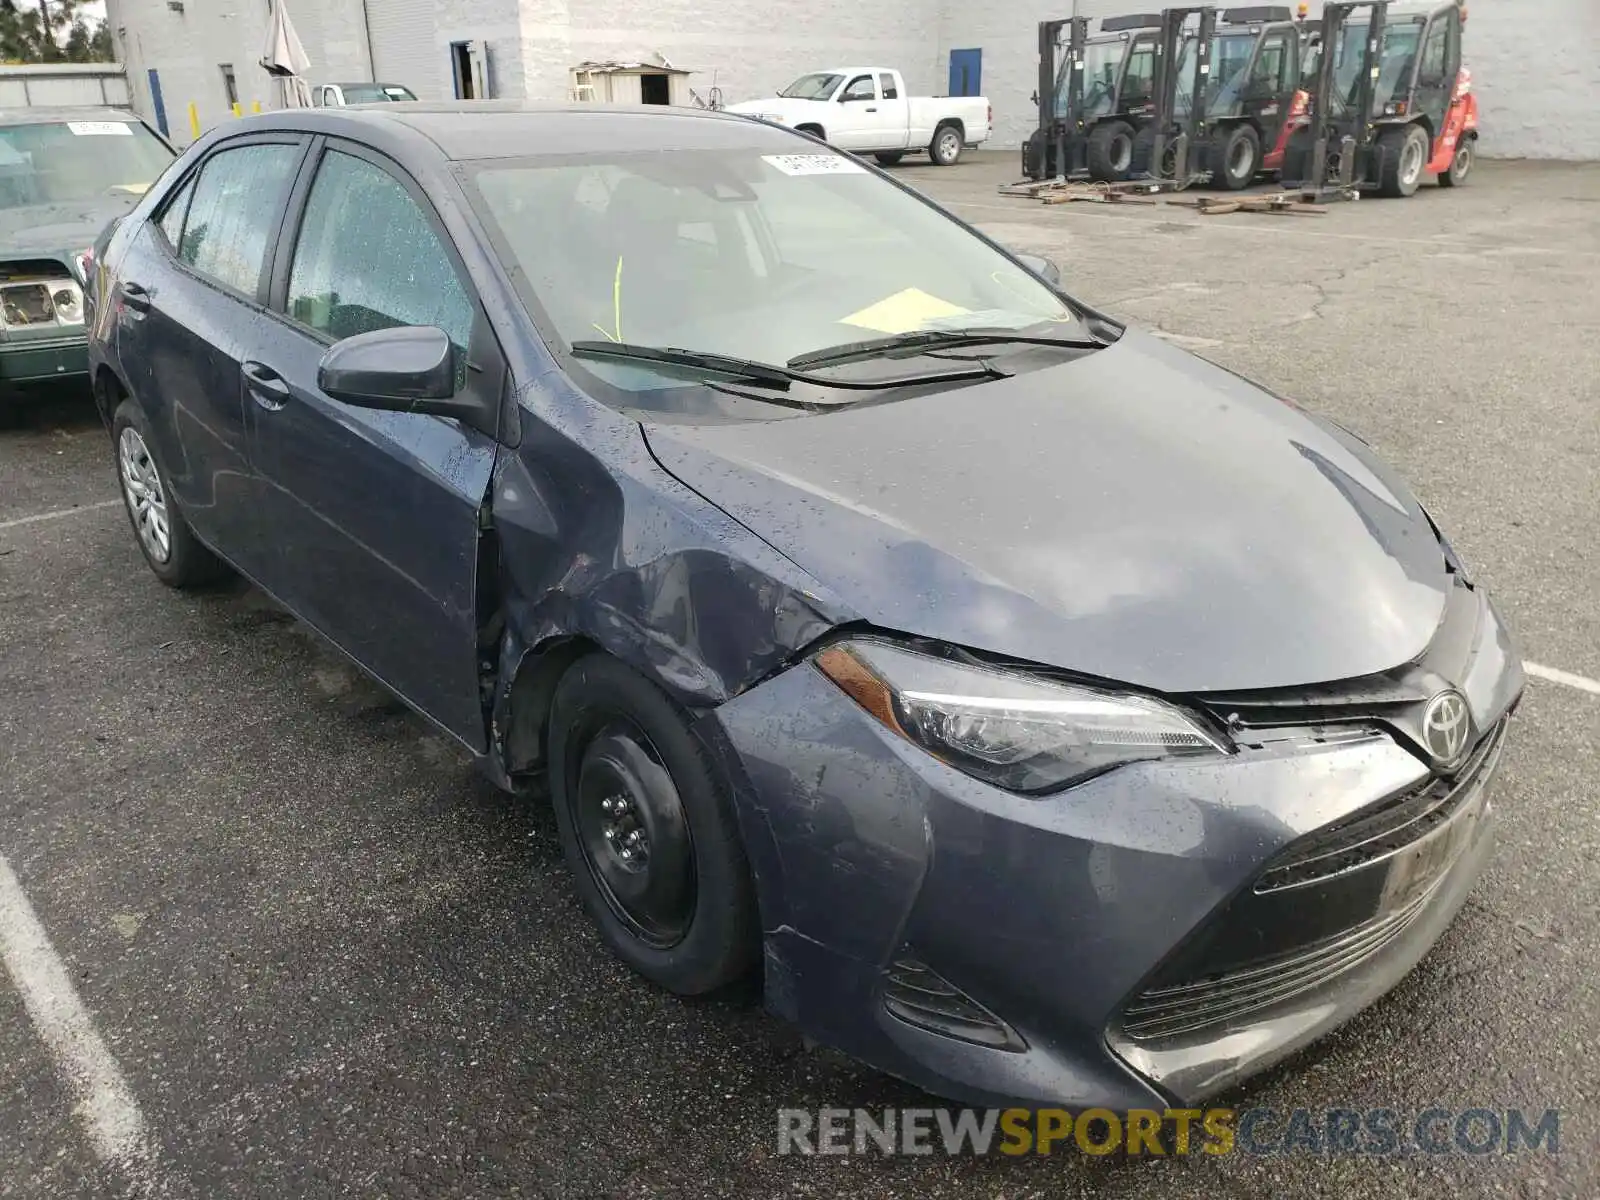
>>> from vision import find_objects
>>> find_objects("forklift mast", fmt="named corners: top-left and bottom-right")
top-left (1036, 16), bottom-right (1089, 178)
top-left (1302, 0), bottom-right (1388, 194)
top-left (1146, 6), bottom-right (1217, 184)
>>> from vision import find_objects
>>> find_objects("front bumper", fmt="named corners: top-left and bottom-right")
top-left (700, 589), bottom-right (1521, 1109)
top-left (0, 332), bottom-right (89, 385)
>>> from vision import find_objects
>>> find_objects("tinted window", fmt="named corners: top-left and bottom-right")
top-left (878, 73), bottom-right (898, 100)
top-left (287, 150), bottom-right (473, 383)
top-left (840, 76), bottom-right (875, 102)
top-left (1419, 19), bottom-right (1449, 81)
top-left (1123, 47), bottom-right (1156, 105)
top-left (156, 175), bottom-right (193, 246)
top-left (178, 142), bottom-right (299, 296)
top-left (1252, 35), bottom-right (1289, 94)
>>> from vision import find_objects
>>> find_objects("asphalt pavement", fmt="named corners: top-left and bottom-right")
top-left (1, 153), bottom-right (1596, 1198)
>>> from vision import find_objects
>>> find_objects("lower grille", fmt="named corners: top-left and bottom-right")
top-left (1121, 888), bottom-right (1432, 1040)
top-left (1255, 717), bottom-right (1506, 894)
top-left (882, 957), bottom-right (1025, 1051)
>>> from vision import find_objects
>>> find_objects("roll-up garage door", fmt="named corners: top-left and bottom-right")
top-left (366, 0), bottom-right (443, 100)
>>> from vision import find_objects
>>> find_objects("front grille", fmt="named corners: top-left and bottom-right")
top-left (1121, 888), bottom-right (1433, 1040)
top-left (882, 957), bottom-right (1025, 1051)
top-left (1255, 717), bottom-right (1506, 894)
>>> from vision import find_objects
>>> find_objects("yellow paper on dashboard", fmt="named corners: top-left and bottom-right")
top-left (840, 288), bottom-right (970, 335)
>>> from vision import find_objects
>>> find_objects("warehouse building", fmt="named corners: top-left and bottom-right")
top-left (103, 0), bottom-right (1598, 160)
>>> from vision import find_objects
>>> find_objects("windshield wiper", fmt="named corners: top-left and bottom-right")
top-left (570, 340), bottom-right (1000, 392)
top-left (787, 328), bottom-right (1109, 371)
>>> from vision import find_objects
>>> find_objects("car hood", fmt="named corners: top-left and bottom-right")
top-left (0, 195), bottom-right (141, 258)
top-left (643, 330), bottom-right (1453, 694)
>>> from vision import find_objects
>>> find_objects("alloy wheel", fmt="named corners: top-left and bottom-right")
top-left (118, 426), bottom-right (171, 563)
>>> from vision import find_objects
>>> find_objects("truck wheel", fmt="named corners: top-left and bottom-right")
top-left (1375, 123), bottom-right (1429, 198)
top-left (1087, 120), bottom-right (1135, 182)
top-left (930, 123), bottom-right (963, 166)
top-left (1280, 127), bottom-right (1312, 185)
top-left (1437, 134), bottom-right (1473, 187)
top-left (1208, 124), bottom-right (1260, 191)
top-left (874, 151), bottom-right (905, 166)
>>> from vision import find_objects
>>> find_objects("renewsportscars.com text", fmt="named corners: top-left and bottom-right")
top-left (776, 1106), bottom-right (1561, 1157)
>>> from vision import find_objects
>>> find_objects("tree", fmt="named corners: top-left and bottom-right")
top-left (0, 0), bottom-right (115, 64)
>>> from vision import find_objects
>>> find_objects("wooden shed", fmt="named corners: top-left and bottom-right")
top-left (570, 62), bottom-right (695, 107)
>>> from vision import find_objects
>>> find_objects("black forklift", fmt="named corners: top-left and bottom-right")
top-left (1196, 6), bottom-right (1318, 188)
top-left (1131, 6), bottom-right (1218, 190)
top-left (1021, 13), bottom-right (1164, 182)
top-left (1283, 0), bottom-right (1474, 199)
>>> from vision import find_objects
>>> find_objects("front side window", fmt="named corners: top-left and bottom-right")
top-left (468, 145), bottom-right (1076, 406)
top-left (156, 175), bottom-right (193, 246)
top-left (840, 76), bottom-right (876, 103)
top-left (1251, 37), bottom-right (1289, 95)
top-left (177, 142), bottom-right (300, 296)
top-left (0, 120), bottom-right (174, 210)
top-left (1121, 45), bottom-right (1156, 107)
top-left (1418, 18), bottom-right (1450, 83)
top-left (287, 149), bottom-right (474, 384)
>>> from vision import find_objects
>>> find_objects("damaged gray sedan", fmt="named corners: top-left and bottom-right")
top-left (86, 103), bottom-right (1523, 1110)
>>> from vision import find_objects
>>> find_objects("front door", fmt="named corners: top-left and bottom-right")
top-left (948, 49), bottom-right (982, 97)
top-left (246, 140), bottom-right (503, 749)
top-left (1411, 8), bottom-right (1459, 139)
top-left (830, 73), bottom-right (885, 150)
top-left (115, 135), bottom-right (307, 583)
top-left (1242, 30), bottom-right (1295, 145)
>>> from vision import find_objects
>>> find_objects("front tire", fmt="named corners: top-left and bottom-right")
top-left (548, 654), bottom-right (759, 996)
top-left (1437, 134), bottom-right (1473, 187)
top-left (1208, 123), bottom-right (1261, 191)
top-left (929, 122), bottom-right (963, 166)
top-left (1281, 126), bottom-right (1312, 185)
top-left (1087, 119), bottom-right (1135, 181)
top-left (111, 399), bottom-right (227, 589)
top-left (1376, 123), bottom-right (1429, 198)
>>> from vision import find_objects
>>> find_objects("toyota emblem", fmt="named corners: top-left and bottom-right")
top-left (1422, 690), bottom-right (1471, 765)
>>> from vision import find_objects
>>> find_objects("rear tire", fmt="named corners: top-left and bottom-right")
top-left (1208, 123), bottom-right (1261, 191)
top-left (874, 151), bottom-right (905, 167)
top-left (111, 399), bottom-right (228, 589)
top-left (929, 122), bottom-right (963, 166)
top-left (548, 654), bottom-right (759, 996)
top-left (1130, 125), bottom-right (1156, 176)
top-left (1437, 134), bottom-right (1473, 187)
top-left (1376, 123), bottom-right (1429, 198)
top-left (1087, 119), bottom-right (1135, 182)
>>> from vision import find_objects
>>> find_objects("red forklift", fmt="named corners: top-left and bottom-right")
top-left (1021, 13), bottom-right (1164, 182)
top-left (1282, 0), bottom-right (1478, 198)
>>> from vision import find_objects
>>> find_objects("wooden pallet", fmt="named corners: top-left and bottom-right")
top-left (998, 179), bottom-right (1163, 204)
top-left (1165, 191), bottom-right (1328, 216)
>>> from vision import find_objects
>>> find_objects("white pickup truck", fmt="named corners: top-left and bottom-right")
top-left (724, 68), bottom-right (990, 166)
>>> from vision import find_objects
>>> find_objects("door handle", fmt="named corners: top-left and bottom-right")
top-left (866, 106), bottom-right (878, 112)
top-left (120, 281), bottom-right (151, 314)
top-left (241, 360), bottom-right (291, 410)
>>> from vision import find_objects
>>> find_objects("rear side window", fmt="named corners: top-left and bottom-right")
top-left (177, 142), bottom-right (300, 296)
top-left (286, 149), bottom-right (474, 383)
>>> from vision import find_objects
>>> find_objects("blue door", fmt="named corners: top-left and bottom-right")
top-left (948, 49), bottom-right (982, 97)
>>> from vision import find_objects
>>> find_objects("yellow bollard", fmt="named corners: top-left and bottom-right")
top-left (187, 102), bottom-right (200, 140)
top-left (251, 100), bottom-right (261, 114)
top-left (231, 102), bottom-right (241, 117)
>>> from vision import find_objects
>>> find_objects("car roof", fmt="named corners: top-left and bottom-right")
top-left (222, 102), bottom-right (803, 161)
top-left (0, 106), bottom-right (143, 127)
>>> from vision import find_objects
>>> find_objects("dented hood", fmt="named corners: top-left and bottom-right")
top-left (643, 330), bottom-right (1452, 694)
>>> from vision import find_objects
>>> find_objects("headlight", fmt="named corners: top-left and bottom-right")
top-left (52, 282), bottom-right (84, 324)
top-left (815, 639), bottom-right (1228, 794)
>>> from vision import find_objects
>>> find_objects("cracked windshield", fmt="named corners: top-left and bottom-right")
top-left (469, 148), bottom-right (1079, 392)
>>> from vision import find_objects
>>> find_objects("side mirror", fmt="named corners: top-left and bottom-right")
top-left (1015, 253), bottom-right (1062, 286)
top-left (318, 324), bottom-right (455, 406)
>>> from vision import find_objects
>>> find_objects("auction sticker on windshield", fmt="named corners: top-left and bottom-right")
top-left (762, 154), bottom-right (868, 176)
top-left (67, 122), bottom-right (133, 136)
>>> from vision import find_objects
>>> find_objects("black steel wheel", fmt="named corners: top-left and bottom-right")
top-left (549, 654), bottom-right (758, 995)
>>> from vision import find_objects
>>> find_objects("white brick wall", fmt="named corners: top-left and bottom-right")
top-left (104, 0), bottom-right (1599, 160)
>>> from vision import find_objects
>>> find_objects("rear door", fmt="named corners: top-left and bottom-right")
top-left (246, 138), bottom-right (503, 749)
top-left (1411, 8), bottom-right (1458, 137)
top-left (114, 134), bottom-right (308, 583)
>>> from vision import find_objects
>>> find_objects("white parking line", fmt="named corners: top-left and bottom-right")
top-left (0, 499), bottom-right (120, 532)
top-left (1525, 661), bottom-right (1600, 697)
top-left (0, 853), bottom-right (157, 1184)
